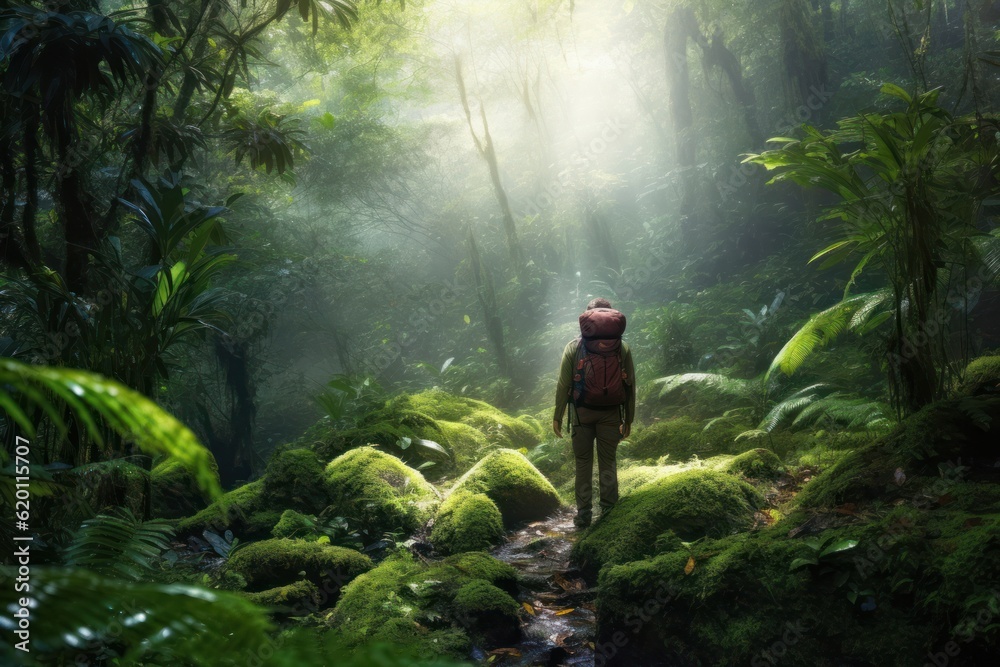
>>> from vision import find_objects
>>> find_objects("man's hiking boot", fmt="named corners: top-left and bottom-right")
top-left (573, 512), bottom-right (592, 529)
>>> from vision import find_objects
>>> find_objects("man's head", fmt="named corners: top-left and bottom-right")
top-left (587, 297), bottom-right (613, 310)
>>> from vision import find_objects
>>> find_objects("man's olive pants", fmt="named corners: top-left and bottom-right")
top-left (571, 405), bottom-right (622, 522)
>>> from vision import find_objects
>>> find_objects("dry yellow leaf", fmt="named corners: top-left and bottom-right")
top-left (522, 602), bottom-right (535, 615)
top-left (555, 608), bottom-right (575, 616)
top-left (684, 556), bottom-right (696, 575)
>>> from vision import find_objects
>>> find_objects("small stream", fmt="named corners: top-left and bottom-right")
top-left (475, 508), bottom-right (597, 666)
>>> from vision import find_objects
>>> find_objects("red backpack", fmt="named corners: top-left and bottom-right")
top-left (571, 308), bottom-right (628, 408)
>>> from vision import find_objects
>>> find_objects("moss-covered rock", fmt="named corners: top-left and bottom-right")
top-left (244, 579), bottom-right (321, 613)
top-left (300, 390), bottom-right (543, 475)
top-left (226, 538), bottom-right (371, 592)
top-left (429, 490), bottom-right (505, 555)
top-left (796, 396), bottom-right (1000, 509)
top-left (451, 449), bottom-right (561, 527)
top-left (572, 468), bottom-right (763, 578)
top-left (451, 579), bottom-right (520, 645)
top-left (175, 479), bottom-right (279, 539)
top-left (262, 448), bottom-right (328, 513)
top-left (150, 455), bottom-right (219, 519)
top-left (960, 355), bottom-right (1000, 396)
top-left (727, 448), bottom-right (785, 480)
top-left (328, 550), bottom-right (519, 659)
top-left (324, 446), bottom-right (438, 539)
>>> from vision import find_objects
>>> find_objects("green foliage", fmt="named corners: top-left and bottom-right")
top-left (64, 509), bottom-right (173, 581)
top-left (151, 455), bottom-right (220, 520)
top-left (0, 566), bottom-right (273, 666)
top-left (243, 579), bottom-right (321, 611)
top-left (748, 86), bottom-right (1000, 413)
top-left (960, 355), bottom-right (1000, 396)
top-left (223, 109), bottom-right (307, 176)
top-left (0, 359), bottom-right (220, 499)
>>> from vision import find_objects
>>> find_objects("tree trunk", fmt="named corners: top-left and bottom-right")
top-left (664, 8), bottom-right (698, 241)
top-left (455, 57), bottom-right (528, 281)
top-left (467, 230), bottom-right (511, 383)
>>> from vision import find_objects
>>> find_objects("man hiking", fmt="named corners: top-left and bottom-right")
top-left (553, 297), bottom-right (635, 528)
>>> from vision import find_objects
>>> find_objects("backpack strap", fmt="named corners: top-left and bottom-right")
top-left (571, 337), bottom-right (587, 407)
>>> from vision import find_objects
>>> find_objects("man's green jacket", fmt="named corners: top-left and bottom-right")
top-left (553, 339), bottom-right (635, 426)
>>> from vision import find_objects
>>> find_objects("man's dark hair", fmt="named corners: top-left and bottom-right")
top-left (587, 297), bottom-right (613, 310)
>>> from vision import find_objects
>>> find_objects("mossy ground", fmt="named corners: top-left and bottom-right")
top-left (727, 448), bottom-right (784, 480)
top-left (226, 537), bottom-right (372, 592)
top-left (327, 550), bottom-right (520, 659)
top-left (429, 490), bottom-right (505, 555)
top-left (243, 580), bottom-right (321, 613)
top-left (451, 448), bottom-right (561, 527)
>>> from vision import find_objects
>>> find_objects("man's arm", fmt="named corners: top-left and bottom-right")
top-left (553, 340), bottom-right (577, 436)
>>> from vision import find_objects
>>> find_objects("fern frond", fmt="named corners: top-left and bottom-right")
top-left (64, 509), bottom-right (174, 580)
top-left (0, 359), bottom-right (220, 500)
top-left (760, 384), bottom-right (829, 432)
top-left (655, 373), bottom-right (753, 398)
top-left (0, 567), bottom-right (272, 665)
top-left (766, 291), bottom-right (890, 383)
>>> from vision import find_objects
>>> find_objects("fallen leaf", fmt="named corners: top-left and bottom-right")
top-left (489, 648), bottom-right (522, 657)
top-left (555, 608), bottom-right (575, 615)
top-left (965, 517), bottom-right (984, 528)
top-left (684, 556), bottom-right (696, 575)
top-left (834, 503), bottom-right (858, 515)
top-left (522, 602), bottom-right (535, 615)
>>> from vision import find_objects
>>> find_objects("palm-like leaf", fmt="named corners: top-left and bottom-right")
top-left (64, 509), bottom-right (174, 581)
top-left (655, 372), bottom-right (754, 398)
top-left (0, 567), bottom-right (271, 665)
top-left (222, 109), bottom-right (307, 175)
top-left (765, 290), bottom-right (892, 384)
top-left (0, 359), bottom-right (221, 499)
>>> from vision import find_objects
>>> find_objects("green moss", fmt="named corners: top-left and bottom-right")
top-left (150, 455), bottom-right (219, 519)
top-left (391, 390), bottom-right (496, 422)
top-left (451, 580), bottom-right (520, 645)
top-left (324, 446), bottom-right (438, 539)
top-left (262, 448), bottom-right (328, 513)
top-left (175, 479), bottom-right (277, 539)
top-left (459, 409), bottom-right (540, 450)
top-left (621, 417), bottom-right (746, 461)
top-left (429, 491), bottom-right (505, 555)
top-left (434, 420), bottom-right (491, 472)
top-left (272, 509), bottom-right (321, 540)
top-left (226, 537), bottom-right (371, 592)
top-left (328, 550), bottom-right (519, 658)
top-left (960, 354), bottom-right (1000, 396)
top-left (727, 448), bottom-right (785, 480)
top-left (244, 579), bottom-right (321, 612)
top-left (572, 468), bottom-right (763, 578)
top-left (595, 503), bottom-right (1000, 666)
top-left (438, 551), bottom-right (518, 593)
top-left (451, 449), bottom-right (561, 527)
top-left (796, 397), bottom-right (1000, 509)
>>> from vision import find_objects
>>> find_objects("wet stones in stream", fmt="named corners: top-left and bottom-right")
top-left (477, 508), bottom-right (596, 666)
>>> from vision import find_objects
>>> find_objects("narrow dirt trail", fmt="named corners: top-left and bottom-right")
top-left (479, 508), bottom-right (597, 666)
